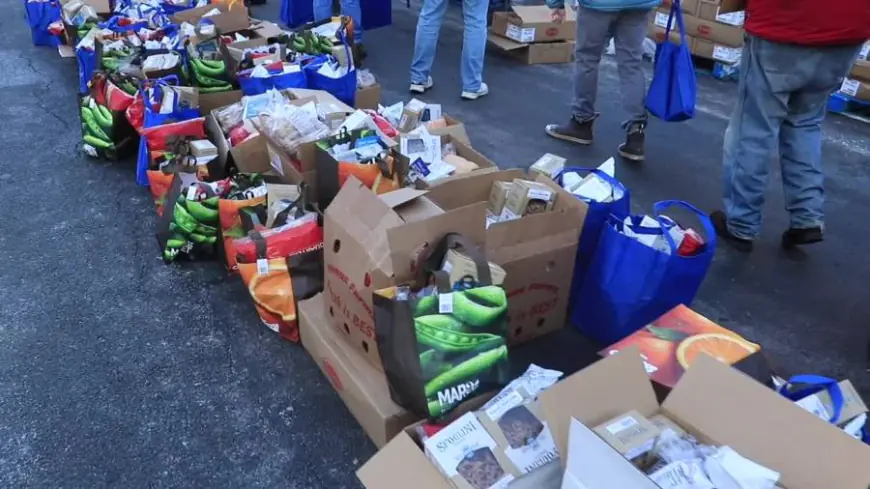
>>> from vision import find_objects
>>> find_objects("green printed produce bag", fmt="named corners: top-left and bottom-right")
top-left (372, 233), bottom-right (510, 419)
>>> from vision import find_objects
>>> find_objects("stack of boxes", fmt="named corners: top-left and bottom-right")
top-left (840, 42), bottom-right (870, 102)
top-left (487, 6), bottom-right (576, 65)
top-left (648, 0), bottom-right (744, 67)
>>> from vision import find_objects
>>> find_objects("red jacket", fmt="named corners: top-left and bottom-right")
top-left (746, 0), bottom-right (870, 46)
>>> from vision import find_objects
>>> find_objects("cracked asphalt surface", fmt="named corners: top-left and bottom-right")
top-left (2, 0), bottom-right (869, 487)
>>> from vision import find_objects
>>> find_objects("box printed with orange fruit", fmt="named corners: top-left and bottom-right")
top-left (601, 305), bottom-right (760, 388)
top-left (314, 128), bottom-right (407, 210)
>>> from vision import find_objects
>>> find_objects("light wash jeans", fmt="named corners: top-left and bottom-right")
top-left (573, 5), bottom-right (650, 125)
top-left (410, 0), bottom-right (488, 92)
top-left (722, 35), bottom-right (862, 239)
top-left (314, 0), bottom-right (363, 42)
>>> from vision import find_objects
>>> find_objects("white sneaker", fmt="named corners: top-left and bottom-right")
top-left (410, 76), bottom-right (434, 94)
top-left (461, 82), bottom-right (489, 100)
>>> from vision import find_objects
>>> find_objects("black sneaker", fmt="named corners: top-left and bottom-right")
top-left (618, 122), bottom-right (645, 162)
top-left (545, 117), bottom-right (594, 145)
top-left (782, 226), bottom-right (823, 250)
top-left (711, 210), bottom-right (753, 252)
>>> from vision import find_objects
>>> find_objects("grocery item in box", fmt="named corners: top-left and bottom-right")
top-left (442, 249), bottom-right (506, 289)
top-left (501, 179), bottom-right (556, 220)
top-left (528, 153), bottom-right (566, 180)
top-left (487, 181), bottom-right (513, 216)
top-left (593, 411), bottom-right (661, 468)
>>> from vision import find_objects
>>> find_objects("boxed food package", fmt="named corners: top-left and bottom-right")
top-left (425, 170), bottom-right (588, 344)
top-left (299, 294), bottom-right (418, 447)
top-left (654, 10), bottom-right (743, 47)
top-left (840, 78), bottom-right (870, 102)
top-left (488, 5), bottom-right (576, 65)
top-left (600, 304), bottom-right (767, 399)
top-left (592, 411), bottom-right (660, 469)
top-left (487, 181), bottom-right (513, 216)
top-left (850, 60), bottom-right (870, 83)
top-left (528, 153), bottom-right (566, 181)
top-left (323, 178), bottom-right (487, 369)
top-left (502, 179), bottom-right (558, 220)
top-left (171, 4), bottom-right (251, 34)
top-left (442, 248), bottom-right (506, 288)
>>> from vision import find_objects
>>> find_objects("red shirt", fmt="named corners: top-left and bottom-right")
top-left (746, 0), bottom-right (870, 46)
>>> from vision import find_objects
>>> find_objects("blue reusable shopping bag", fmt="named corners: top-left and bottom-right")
top-left (645, 0), bottom-right (696, 122)
top-left (303, 36), bottom-right (356, 106)
top-left (281, 0), bottom-right (314, 28)
top-left (573, 200), bottom-right (716, 345)
top-left (555, 167), bottom-right (631, 329)
top-left (76, 47), bottom-right (98, 94)
top-left (778, 375), bottom-right (845, 424)
top-left (99, 16), bottom-right (150, 33)
top-left (24, 0), bottom-right (61, 47)
top-left (135, 76), bottom-right (201, 186)
top-left (238, 64), bottom-right (308, 96)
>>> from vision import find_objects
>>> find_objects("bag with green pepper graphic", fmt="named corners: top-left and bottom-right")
top-left (373, 233), bottom-right (510, 419)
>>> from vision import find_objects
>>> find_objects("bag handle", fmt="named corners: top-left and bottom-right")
top-left (417, 233), bottom-right (492, 291)
top-left (651, 200), bottom-right (717, 253)
top-left (665, 0), bottom-right (689, 48)
top-left (140, 75), bottom-right (182, 113)
top-left (557, 166), bottom-right (628, 195)
top-left (779, 375), bottom-right (845, 424)
top-left (337, 20), bottom-right (354, 71)
top-left (272, 183), bottom-right (309, 227)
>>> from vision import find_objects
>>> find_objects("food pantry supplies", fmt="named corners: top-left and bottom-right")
top-left (778, 376), bottom-right (869, 440)
top-left (418, 365), bottom-right (562, 489)
top-left (441, 249), bottom-right (506, 290)
top-left (528, 154), bottom-right (566, 181)
top-left (372, 234), bottom-right (510, 418)
top-left (501, 179), bottom-right (557, 221)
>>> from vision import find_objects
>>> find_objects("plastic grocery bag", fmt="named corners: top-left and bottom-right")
top-left (646, 0), bottom-right (696, 122)
top-left (24, 0), bottom-right (61, 47)
top-left (372, 233), bottom-right (510, 419)
top-left (556, 166), bottom-right (630, 330)
top-left (573, 201), bottom-right (716, 345)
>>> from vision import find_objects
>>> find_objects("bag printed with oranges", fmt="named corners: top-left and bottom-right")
top-left (218, 173), bottom-right (269, 272)
top-left (314, 127), bottom-right (407, 210)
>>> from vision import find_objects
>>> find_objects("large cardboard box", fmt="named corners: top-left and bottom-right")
top-left (692, 37), bottom-right (742, 64)
top-left (357, 350), bottom-right (870, 488)
top-left (697, 0), bottom-right (745, 25)
top-left (662, 0), bottom-right (699, 15)
top-left (323, 177), bottom-right (488, 369)
top-left (425, 170), bottom-right (587, 345)
top-left (356, 84), bottom-right (382, 110)
top-left (171, 4), bottom-right (251, 34)
top-left (840, 78), bottom-right (870, 102)
top-left (299, 294), bottom-right (418, 448)
top-left (487, 36), bottom-right (574, 65)
top-left (849, 60), bottom-right (870, 83)
top-left (490, 6), bottom-right (575, 44)
top-left (647, 24), bottom-right (685, 45)
top-left (655, 10), bottom-right (743, 47)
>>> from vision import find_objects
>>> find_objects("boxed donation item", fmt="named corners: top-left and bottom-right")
top-left (488, 6), bottom-right (576, 64)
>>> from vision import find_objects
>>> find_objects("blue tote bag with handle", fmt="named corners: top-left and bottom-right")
top-left (302, 35), bottom-right (356, 107)
top-left (778, 375), bottom-right (846, 424)
top-left (645, 0), bottom-right (696, 122)
top-left (555, 167), bottom-right (631, 328)
top-left (238, 64), bottom-right (308, 96)
top-left (574, 200), bottom-right (716, 345)
top-left (24, 0), bottom-right (61, 47)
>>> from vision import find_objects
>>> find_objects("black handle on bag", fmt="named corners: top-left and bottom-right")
top-left (418, 233), bottom-right (492, 290)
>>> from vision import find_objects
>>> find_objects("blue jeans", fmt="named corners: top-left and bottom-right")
top-left (314, 0), bottom-right (363, 42)
top-left (722, 35), bottom-right (861, 239)
top-left (410, 0), bottom-right (488, 92)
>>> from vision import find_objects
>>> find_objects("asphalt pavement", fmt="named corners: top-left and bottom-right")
top-left (1, 0), bottom-right (868, 487)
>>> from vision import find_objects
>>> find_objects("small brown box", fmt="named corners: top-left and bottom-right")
top-left (487, 181), bottom-right (513, 216)
top-left (502, 179), bottom-right (557, 219)
top-left (593, 411), bottom-right (661, 463)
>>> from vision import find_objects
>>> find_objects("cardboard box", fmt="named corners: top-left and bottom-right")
top-left (502, 179), bottom-right (557, 219)
top-left (544, 351), bottom-right (870, 489)
top-left (171, 4), bottom-right (251, 35)
top-left (790, 379), bottom-right (868, 426)
top-left (248, 19), bottom-right (284, 40)
top-left (414, 135), bottom-right (497, 189)
top-left (490, 6), bottom-right (576, 43)
top-left (356, 84), bottom-right (382, 110)
top-left (692, 38), bottom-right (742, 64)
top-left (198, 89), bottom-right (243, 117)
top-left (600, 304), bottom-right (765, 399)
top-left (442, 249), bottom-right (506, 287)
top-left (425, 115), bottom-right (470, 146)
top-left (323, 178), bottom-right (488, 369)
top-left (298, 294), bottom-right (418, 448)
top-left (717, 0), bottom-right (745, 14)
top-left (840, 78), bottom-right (870, 102)
top-left (654, 10), bottom-right (743, 47)
top-left (358, 350), bottom-right (870, 489)
top-left (528, 153), bottom-right (566, 180)
top-left (850, 60), bottom-right (870, 83)
top-left (647, 24), bottom-right (684, 46)
top-left (425, 170), bottom-right (587, 345)
top-left (488, 35), bottom-right (574, 65)
top-left (592, 411), bottom-right (660, 464)
top-left (697, 0), bottom-right (745, 25)
top-left (488, 181), bottom-right (513, 216)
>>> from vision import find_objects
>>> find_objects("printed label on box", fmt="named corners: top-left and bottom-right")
top-left (654, 12), bottom-right (670, 28)
top-left (860, 42), bottom-right (870, 60)
top-left (715, 9), bottom-right (744, 26)
top-left (712, 45), bottom-right (742, 64)
top-left (841, 78), bottom-right (860, 96)
top-left (506, 24), bottom-right (536, 43)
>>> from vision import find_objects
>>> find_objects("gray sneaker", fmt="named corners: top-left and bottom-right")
top-left (410, 76), bottom-right (434, 94)
top-left (461, 82), bottom-right (489, 100)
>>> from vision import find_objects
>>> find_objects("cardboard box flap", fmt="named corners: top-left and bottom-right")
top-left (663, 355), bottom-right (870, 489)
top-left (426, 169), bottom-right (525, 211)
top-left (357, 432), bottom-right (451, 489)
top-left (488, 33), bottom-right (527, 51)
top-left (511, 5), bottom-right (563, 23)
top-left (378, 188), bottom-right (428, 209)
top-left (539, 347), bottom-right (659, 467)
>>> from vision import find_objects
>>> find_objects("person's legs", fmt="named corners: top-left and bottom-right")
top-left (545, 6), bottom-right (615, 144)
top-left (611, 8), bottom-right (651, 161)
top-left (459, 0), bottom-right (489, 98)
top-left (410, 0), bottom-right (448, 89)
top-left (779, 43), bottom-right (862, 247)
top-left (717, 35), bottom-right (791, 247)
top-left (312, 0), bottom-right (332, 22)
